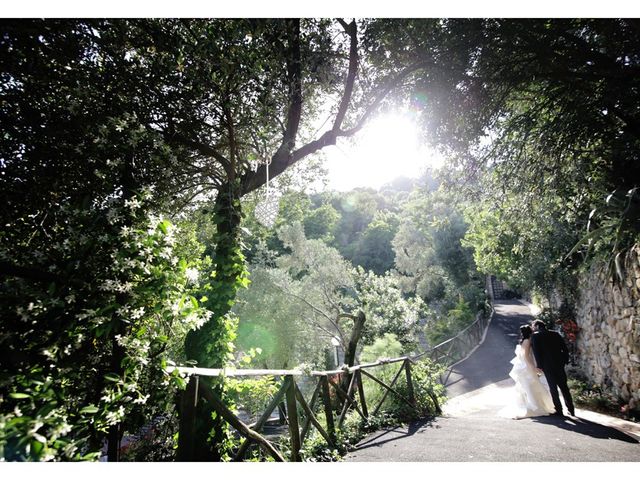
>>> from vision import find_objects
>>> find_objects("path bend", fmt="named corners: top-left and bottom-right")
top-left (345, 300), bottom-right (640, 462)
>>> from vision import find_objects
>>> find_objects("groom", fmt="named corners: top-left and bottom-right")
top-left (531, 319), bottom-right (575, 417)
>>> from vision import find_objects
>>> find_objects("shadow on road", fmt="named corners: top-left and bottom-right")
top-left (531, 415), bottom-right (639, 444)
top-left (351, 418), bottom-right (436, 451)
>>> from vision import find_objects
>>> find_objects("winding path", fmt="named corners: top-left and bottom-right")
top-left (345, 300), bottom-right (640, 461)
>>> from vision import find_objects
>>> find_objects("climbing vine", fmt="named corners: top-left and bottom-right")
top-left (0, 192), bottom-right (211, 460)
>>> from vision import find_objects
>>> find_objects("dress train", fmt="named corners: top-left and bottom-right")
top-left (498, 344), bottom-right (555, 419)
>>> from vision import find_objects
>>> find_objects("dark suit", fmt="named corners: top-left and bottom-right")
top-left (531, 329), bottom-right (575, 415)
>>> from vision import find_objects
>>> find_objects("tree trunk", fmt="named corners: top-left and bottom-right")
top-left (340, 310), bottom-right (366, 393)
top-left (183, 181), bottom-right (245, 461)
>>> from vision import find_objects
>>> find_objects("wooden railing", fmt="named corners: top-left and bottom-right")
top-left (416, 311), bottom-right (490, 368)
top-left (170, 310), bottom-right (491, 462)
top-left (170, 356), bottom-right (440, 462)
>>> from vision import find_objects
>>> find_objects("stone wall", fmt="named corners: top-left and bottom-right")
top-left (575, 246), bottom-right (640, 409)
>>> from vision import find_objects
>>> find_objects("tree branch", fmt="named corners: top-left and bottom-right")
top-left (332, 19), bottom-right (358, 131)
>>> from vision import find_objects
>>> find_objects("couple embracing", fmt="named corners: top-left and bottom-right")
top-left (500, 320), bottom-right (575, 419)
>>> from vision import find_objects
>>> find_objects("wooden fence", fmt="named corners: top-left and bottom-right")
top-left (414, 311), bottom-right (489, 383)
top-left (169, 309), bottom-right (491, 462)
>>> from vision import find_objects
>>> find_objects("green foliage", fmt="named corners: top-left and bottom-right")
top-left (354, 268), bottom-right (427, 349)
top-left (299, 429), bottom-right (343, 462)
top-left (349, 212), bottom-right (400, 275)
top-left (425, 298), bottom-right (476, 346)
top-left (234, 264), bottom-right (323, 368)
top-left (567, 375), bottom-right (622, 417)
top-left (462, 190), bottom-right (582, 298)
top-left (391, 359), bottom-right (446, 419)
top-left (360, 334), bottom-right (404, 363)
top-left (0, 196), bottom-right (211, 460)
top-left (226, 375), bottom-right (279, 423)
top-left (393, 187), bottom-right (484, 321)
top-left (383, 18), bottom-right (640, 291)
top-left (569, 187), bottom-right (640, 283)
top-left (303, 203), bottom-right (341, 243)
top-left (234, 223), bottom-right (427, 369)
top-left (332, 189), bottom-right (384, 255)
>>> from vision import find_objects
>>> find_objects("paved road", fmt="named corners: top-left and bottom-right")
top-left (345, 300), bottom-right (640, 462)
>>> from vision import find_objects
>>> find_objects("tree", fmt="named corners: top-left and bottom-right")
top-left (303, 202), bottom-right (341, 243)
top-left (392, 188), bottom-right (480, 307)
top-left (1, 18), bottom-right (444, 460)
top-left (332, 188), bottom-right (384, 258)
top-left (234, 223), bottom-right (425, 369)
top-left (366, 19), bottom-right (639, 265)
top-left (0, 20), bottom-right (216, 460)
top-left (350, 211), bottom-right (399, 274)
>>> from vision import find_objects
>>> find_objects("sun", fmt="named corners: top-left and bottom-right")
top-left (323, 111), bottom-right (442, 191)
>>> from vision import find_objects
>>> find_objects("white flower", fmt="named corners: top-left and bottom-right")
top-left (140, 186), bottom-right (154, 200)
top-left (76, 309), bottom-right (96, 320)
top-left (54, 423), bottom-right (72, 436)
top-left (106, 209), bottom-right (122, 224)
top-left (170, 301), bottom-right (181, 315)
top-left (131, 307), bottom-right (145, 320)
top-left (133, 394), bottom-right (149, 405)
top-left (124, 198), bottom-right (141, 210)
top-left (104, 405), bottom-right (127, 425)
top-left (185, 268), bottom-right (199, 284)
top-left (16, 307), bottom-right (29, 321)
top-left (105, 411), bottom-right (119, 425)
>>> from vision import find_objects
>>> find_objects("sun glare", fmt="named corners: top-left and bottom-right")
top-left (324, 112), bottom-right (443, 191)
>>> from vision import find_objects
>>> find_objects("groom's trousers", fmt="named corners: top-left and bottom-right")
top-left (542, 366), bottom-right (575, 415)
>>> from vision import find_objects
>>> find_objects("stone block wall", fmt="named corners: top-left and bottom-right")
top-left (575, 246), bottom-right (640, 409)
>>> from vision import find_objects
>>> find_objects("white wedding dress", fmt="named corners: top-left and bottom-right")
top-left (498, 339), bottom-right (555, 419)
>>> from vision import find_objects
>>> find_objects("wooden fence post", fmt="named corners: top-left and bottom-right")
top-left (234, 376), bottom-right (291, 461)
top-left (285, 375), bottom-right (301, 462)
top-left (356, 370), bottom-right (368, 419)
top-left (278, 401), bottom-right (287, 425)
top-left (320, 375), bottom-right (336, 445)
top-left (177, 375), bottom-right (199, 461)
top-left (404, 359), bottom-right (415, 407)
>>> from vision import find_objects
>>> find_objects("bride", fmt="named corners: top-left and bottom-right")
top-left (499, 324), bottom-right (555, 419)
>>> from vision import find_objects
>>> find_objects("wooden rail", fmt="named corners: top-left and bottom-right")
top-left (415, 311), bottom-right (489, 366)
top-left (172, 310), bottom-right (491, 462)
top-left (173, 357), bottom-right (431, 462)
